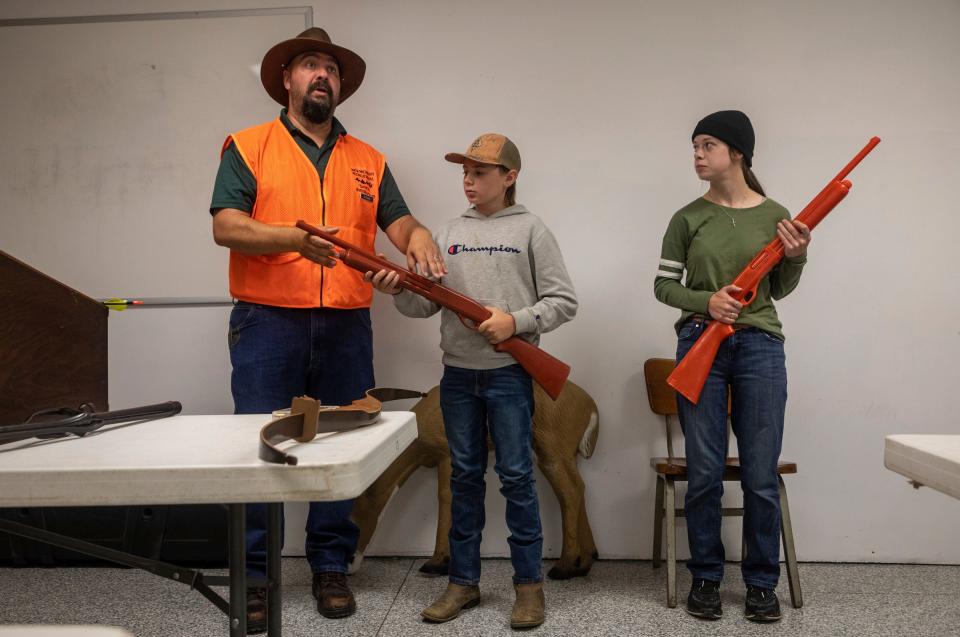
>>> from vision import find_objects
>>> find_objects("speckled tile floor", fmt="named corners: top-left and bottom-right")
top-left (0, 559), bottom-right (958, 636)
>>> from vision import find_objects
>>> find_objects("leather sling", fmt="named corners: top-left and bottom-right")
top-left (259, 388), bottom-right (426, 465)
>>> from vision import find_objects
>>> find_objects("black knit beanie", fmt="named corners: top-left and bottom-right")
top-left (692, 110), bottom-right (755, 167)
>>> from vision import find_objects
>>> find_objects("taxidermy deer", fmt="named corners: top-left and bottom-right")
top-left (350, 380), bottom-right (599, 579)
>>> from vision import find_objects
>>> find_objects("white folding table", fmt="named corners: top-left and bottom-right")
top-left (0, 412), bottom-right (417, 636)
top-left (884, 434), bottom-right (960, 500)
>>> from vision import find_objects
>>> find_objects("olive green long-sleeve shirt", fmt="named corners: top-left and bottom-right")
top-left (654, 197), bottom-right (806, 340)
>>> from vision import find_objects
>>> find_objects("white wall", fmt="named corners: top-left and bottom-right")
top-left (2, 0), bottom-right (958, 563)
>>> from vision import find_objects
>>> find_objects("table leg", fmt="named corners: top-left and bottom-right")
top-left (267, 502), bottom-right (283, 636)
top-left (229, 503), bottom-right (248, 637)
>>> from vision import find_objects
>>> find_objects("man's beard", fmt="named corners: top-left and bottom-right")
top-left (300, 80), bottom-right (335, 124)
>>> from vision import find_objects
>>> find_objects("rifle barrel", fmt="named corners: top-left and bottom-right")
top-left (833, 136), bottom-right (881, 183)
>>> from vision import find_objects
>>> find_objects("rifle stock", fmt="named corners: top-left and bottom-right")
top-left (667, 137), bottom-right (880, 404)
top-left (667, 321), bottom-right (733, 403)
top-left (296, 221), bottom-right (570, 400)
top-left (494, 336), bottom-right (570, 400)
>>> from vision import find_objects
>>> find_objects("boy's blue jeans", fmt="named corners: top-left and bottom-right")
top-left (228, 301), bottom-right (374, 577)
top-left (676, 320), bottom-right (787, 590)
top-left (439, 364), bottom-right (543, 585)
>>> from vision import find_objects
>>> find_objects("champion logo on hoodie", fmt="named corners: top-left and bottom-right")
top-left (447, 243), bottom-right (522, 256)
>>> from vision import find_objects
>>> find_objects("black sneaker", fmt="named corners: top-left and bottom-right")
top-left (745, 585), bottom-right (782, 622)
top-left (685, 578), bottom-right (722, 620)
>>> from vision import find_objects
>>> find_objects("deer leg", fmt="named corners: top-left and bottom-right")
top-left (577, 484), bottom-right (599, 566)
top-left (350, 444), bottom-right (425, 573)
top-left (539, 456), bottom-right (589, 579)
top-left (419, 456), bottom-right (453, 575)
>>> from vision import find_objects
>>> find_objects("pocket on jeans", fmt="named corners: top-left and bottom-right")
top-left (498, 363), bottom-right (527, 377)
top-left (677, 320), bottom-right (701, 341)
top-left (759, 329), bottom-right (785, 344)
top-left (355, 308), bottom-right (372, 330)
top-left (228, 305), bottom-right (258, 348)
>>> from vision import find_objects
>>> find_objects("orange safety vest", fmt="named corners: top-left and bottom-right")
top-left (223, 118), bottom-right (384, 308)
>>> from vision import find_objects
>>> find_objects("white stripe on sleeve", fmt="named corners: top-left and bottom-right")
top-left (659, 258), bottom-right (684, 269)
top-left (656, 269), bottom-right (683, 280)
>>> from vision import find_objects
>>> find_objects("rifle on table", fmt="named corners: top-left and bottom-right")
top-left (667, 136), bottom-right (881, 404)
top-left (296, 220), bottom-right (570, 400)
top-left (0, 401), bottom-right (182, 445)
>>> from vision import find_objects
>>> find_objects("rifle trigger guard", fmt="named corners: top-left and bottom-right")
top-left (456, 313), bottom-right (478, 331)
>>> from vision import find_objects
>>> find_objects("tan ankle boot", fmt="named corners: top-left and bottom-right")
top-left (511, 582), bottom-right (545, 629)
top-left (421, 582), bottom-right (481, 623)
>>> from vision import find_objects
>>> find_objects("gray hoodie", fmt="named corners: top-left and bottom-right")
top-left (394, 204), bottom-right (577, 370)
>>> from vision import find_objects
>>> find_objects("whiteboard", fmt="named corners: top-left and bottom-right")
top-left (0, 9), bottom-right (309, 298)
top-left (2, 0), bottom-right (960, 565)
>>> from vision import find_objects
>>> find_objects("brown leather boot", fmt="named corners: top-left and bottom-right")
top-left (421, 582), bottom-right (481, 623)
top-left (246, 588), bottom-right (267, 634)
top-left (510, 582), bottom-right (545, 629)
top-left (312, 571), bottom-right (357, 619)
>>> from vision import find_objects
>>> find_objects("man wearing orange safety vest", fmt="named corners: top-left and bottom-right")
top-left (209, 28), bottom-right (445, 632)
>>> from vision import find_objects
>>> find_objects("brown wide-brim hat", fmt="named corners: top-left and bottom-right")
top-left (260, 27), bottom-right (366, 107)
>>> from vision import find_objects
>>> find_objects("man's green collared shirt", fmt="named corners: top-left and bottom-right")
top-left (210, 110), bottom-right (410, 231)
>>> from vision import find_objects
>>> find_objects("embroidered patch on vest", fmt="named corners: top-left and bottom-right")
top-left (352, 167), bottom-right (375, 203)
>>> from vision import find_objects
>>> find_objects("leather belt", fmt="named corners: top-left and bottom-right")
top-left (688, 315), bottom-right (752, 331)
top-left (259, 388), bottom-right (426, 465)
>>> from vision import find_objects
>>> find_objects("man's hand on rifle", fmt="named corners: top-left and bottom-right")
top-left (709, 285), bottom-right (743, 325)
top-left (406, 226), bottom-right (447, 279)
top-left (777, 219), bottom-right (811, 259)
top-left (298, 226), bottom-right (340, 267)
top-left (365, 262), bottom-right (403, 295)
top-left (478, 307), bottom-right (516, 345)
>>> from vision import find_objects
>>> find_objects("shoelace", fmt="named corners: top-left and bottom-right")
top-left (316, 572), bottom-right (350, 593)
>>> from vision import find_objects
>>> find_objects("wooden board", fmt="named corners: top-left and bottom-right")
top-left (0, 250), bottom-right (107, 424)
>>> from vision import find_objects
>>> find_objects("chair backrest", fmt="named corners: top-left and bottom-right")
top-left (644, 358), bottom-right (678, 416)
top-left (643, 357), bottom-right (732, 461)
top-left (644, 358), bottom-right (680, 459)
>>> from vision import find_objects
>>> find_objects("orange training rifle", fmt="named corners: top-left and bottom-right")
top-left (668, 136), bottom-right (881, 404)
top-left (296, 220), bottom-right (570, 400)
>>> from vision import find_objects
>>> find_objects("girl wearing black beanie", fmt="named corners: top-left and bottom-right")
top-left (653, 111), bottom-right (812, 623)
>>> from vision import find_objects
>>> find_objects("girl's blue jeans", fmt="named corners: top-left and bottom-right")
top-left (676, 320), bottom-right (787, 590)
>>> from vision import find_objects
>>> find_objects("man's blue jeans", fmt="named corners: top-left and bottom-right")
top-left (229, 301), bottom-right (374, 577)
top-left (676, 320), bottom-right (787, 590)
top-left (439, 364), bottom-right (543, 585)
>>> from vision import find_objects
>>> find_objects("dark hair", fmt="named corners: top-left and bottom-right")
top-left (730, 149), bottom-right (765, 196)
top-left (743, 163), bottom-right (765, 197)
top-left (499, 166), bottom-right (517, 207)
